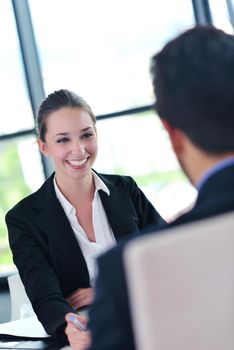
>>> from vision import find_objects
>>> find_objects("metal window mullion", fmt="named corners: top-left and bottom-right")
top-left (226, 0), bottom-right (234, 29)
top-left (192, 0), bottom-right (213, 25)
top-left (11, 0), bottom-right (53, 178)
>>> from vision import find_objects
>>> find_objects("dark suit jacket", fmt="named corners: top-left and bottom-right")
top-left (88, 164), bottom-right (234, 350)
top-left (5, 171), bottom-right (163, 336)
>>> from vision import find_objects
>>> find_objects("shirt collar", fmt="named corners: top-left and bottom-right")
top-left (53, 171), bottom-right (110, 216)
top-left (53, 176), bottom-right (74, 216)
top-left (92, 171), bottom-right (110, 196)
top-left (196, 156), bottom-right (234, 191)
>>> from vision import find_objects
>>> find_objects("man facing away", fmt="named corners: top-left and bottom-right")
top-left (65, 25), bottom-right (234, 350)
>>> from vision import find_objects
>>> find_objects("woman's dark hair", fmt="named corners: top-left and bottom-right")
top-left (36, 89), bottom-right (96, 141)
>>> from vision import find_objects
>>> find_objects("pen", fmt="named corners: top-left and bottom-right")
top-left (69, 315), bottom-right (87, 332)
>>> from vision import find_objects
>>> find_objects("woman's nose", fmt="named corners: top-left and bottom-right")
top-left (72, 140), bottom-right (85, 154)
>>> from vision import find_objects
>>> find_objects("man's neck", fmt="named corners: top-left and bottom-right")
top-left (179, 139), bottom-right (234, 188)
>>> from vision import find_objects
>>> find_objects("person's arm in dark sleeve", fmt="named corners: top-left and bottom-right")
top-left (88, 246), bottom-right (135, 350)
top-left (6, 210), bottom-right (74, 336)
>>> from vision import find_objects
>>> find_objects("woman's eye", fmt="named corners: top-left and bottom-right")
top-left (82, 133), bottom-right (93, 139)
top-left (57, 137), bottom-right (69, 143)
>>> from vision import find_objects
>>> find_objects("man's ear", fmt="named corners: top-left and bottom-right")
top-left (37, 139), bottom-right (50, 157)
top-left (161, 118), bottom-right (185, 156)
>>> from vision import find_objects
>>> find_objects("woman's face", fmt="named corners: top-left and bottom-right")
top-left (38, 107), bottom-right (98, 183)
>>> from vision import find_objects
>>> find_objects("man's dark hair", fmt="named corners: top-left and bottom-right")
top-left (151, 25), bottom-right (234, 153)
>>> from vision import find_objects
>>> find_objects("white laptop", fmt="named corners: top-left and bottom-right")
top-left (124, 212), bottom-right (234, 350)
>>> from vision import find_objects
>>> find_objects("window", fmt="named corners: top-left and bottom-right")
top-left (95, 111), bottom-right (197, 220)
top-left (1, 0), bottom-right (196, 273)
top-left (29, 0), bottom-right (194, 113)
top-left (0, 1), bottom-right (34, 135)
top-left (28, 0), bottom-right (196, 219)
top-left (0, 2), bottom-right (44, 273)
top-left (209, 0), bottom-right (234, 32)
top-left (0, 136), bottom-right (44, 273)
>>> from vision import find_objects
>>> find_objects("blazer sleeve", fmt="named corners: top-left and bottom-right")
top-left (5, 207), bottom-right (74, 337)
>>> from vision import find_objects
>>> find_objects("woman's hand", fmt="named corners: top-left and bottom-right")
top-left (66, 288), bottom-right (94, 310)
top-left (65, 313), bottom-right (91, 350)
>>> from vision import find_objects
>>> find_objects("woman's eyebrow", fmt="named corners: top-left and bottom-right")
top-left (54, 127), bottom-right (93, 138)
top-left (81, 127), bottom-right (93, 132)
top-left (54, 132), bottom-right (69, 137)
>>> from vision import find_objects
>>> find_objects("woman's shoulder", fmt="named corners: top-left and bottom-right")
top-left (6, 175), bottom-right (54, 216)
top-left (97, 172), bottom-right (135, 186)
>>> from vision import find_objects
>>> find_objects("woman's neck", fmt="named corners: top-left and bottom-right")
top-left (55, 173), bottom-right (95, 206)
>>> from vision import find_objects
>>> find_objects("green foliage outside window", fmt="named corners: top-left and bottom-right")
top-left (0, 142), bottom-right (31, 270)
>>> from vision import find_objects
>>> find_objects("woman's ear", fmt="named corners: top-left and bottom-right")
top-left (37, 139), bottom-right (50, 157)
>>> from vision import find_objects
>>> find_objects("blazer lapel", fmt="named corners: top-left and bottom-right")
top-left (33, 176), bottom-right (89, 278)
top-left (99, 186), bottom-right (139, 240)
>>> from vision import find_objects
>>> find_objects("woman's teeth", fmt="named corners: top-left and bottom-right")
top-left (68, 159), bottom-right (87, 166)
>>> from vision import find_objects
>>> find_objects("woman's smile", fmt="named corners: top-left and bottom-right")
top-left (66, 157), bottom-right (89, 168)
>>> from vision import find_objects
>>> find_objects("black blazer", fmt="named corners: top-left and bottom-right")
top-left (5, 171), bottom-right (163, 336)
top-left (88, 164), bottom-right (234, 350)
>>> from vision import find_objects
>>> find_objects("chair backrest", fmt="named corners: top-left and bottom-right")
top-left (7, 273), bottom-right (35, 321)
top-left (124, 212), bottom-right (234, 350)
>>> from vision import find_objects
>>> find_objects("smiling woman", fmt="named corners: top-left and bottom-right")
top-left (5, 89), bottom-right (164, 338)
top-left (0, 0), bottom-right (198, 277)
top-left (38, 109), bottom-right (97, 181)
top-left (38, 104), bottom-right (99, 243)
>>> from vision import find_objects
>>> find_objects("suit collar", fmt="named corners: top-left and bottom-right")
top-left (196, 158), bottom-right (234, 191)
top-left (174, 164), bottom-right (234, 225)
top-left (197, 163), bottom-right (234, 200)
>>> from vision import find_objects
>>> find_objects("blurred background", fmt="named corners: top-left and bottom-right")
top-left (0, 0), bottom-right (233, 278)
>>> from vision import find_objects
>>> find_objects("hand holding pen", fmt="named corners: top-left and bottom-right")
top-left (68, 314), bottom-right (87, 331)
top-left (65, 313), bottom-right (91, 350)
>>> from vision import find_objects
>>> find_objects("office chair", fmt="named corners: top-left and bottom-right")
top-left (7, 273), bottom-right (35, 321)
top-left (124, 212), bottom-right (234, 350)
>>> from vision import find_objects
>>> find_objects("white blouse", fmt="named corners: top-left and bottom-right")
top-left (53, 172), bottom-right (116, 286)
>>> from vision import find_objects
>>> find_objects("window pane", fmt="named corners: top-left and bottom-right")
top-left (28, 0), bottom-right (195, 114)
top-left (209, 0), bottom-right (234, 32)
top-left (0, 136), bottom-right (44, 273)
top-left (95, 112), bottom-right (197, 221)
top-left (0, 1), bottom-right (34, 135)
